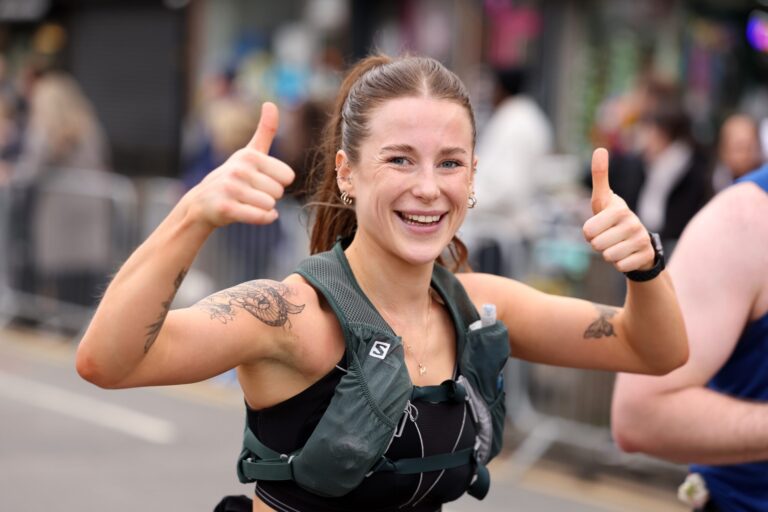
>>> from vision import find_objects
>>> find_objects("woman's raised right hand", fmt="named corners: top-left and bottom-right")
top-left (184, 102), bottom-right (295, 228)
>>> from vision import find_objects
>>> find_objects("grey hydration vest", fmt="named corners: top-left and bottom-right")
top-left (237, 241), bottom-right (510, 500)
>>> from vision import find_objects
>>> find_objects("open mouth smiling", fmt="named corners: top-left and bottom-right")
top-left (396, 211), bottom-right (445, 226)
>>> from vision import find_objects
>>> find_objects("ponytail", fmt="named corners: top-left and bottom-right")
top-left (306, 55), bottom-right (392, 255)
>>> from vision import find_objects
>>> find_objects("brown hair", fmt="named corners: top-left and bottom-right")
top-left (305, 54), bottom-right (475, 272)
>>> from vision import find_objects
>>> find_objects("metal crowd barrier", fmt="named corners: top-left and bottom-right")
top-left (468, 219), bottom-right (685, 480)
top-left (0, 172), bottom-right (311, 335)
top-left (1, 168), bottom-right (139, 333)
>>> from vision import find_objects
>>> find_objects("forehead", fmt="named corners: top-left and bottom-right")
top-left (364, 96), bottom-right (473, 149)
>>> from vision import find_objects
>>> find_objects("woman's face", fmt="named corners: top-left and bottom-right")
top-left (339, 96), bottom-right (475, 266)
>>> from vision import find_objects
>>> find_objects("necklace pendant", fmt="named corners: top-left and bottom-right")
top-left (418, 364), bottom-right (427, 376)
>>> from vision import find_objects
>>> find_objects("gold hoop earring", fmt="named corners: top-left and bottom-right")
top-left (467, 193), bottom-right (477, 209)
top-left (340, 191), bottom-right (354, 206)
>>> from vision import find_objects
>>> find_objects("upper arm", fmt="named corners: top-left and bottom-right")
top-left (615, 185), bottom-right (765, 400)
top-left (458, 272), bottom-right (648, 372)
top-left (113, 278), bottom-right (313, 387)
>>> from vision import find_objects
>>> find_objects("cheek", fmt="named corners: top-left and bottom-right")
top-left (445, 176), bottom-right (472, 208)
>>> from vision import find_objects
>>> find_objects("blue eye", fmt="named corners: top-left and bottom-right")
top-left (440, 160), bottom-right (462, 169)
top-left (389, 156), bottom-right (409, 166)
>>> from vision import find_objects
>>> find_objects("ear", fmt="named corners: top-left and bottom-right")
top-left (335, 150), bottom-right (355, 196)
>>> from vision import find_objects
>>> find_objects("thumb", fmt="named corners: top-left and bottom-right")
top-left (591, 147), bottom-right (612, 214)
top-left (247, 102), bottom-right (279, 154)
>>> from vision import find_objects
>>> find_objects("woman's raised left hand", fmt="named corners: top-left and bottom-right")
top-left (582, 148), bottom-right (655, 273)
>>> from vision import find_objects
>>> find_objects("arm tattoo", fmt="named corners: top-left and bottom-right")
top-left (194, 280), bottom-right (305, 328)
top-left (144, 268), bottom-right (187, 353)
top-left (584, 304), bottom-right (618, 339)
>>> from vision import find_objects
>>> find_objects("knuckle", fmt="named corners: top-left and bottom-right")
top-left (214, 202), bottom-right (233, 219)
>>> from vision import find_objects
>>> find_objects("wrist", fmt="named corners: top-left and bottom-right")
top-left (624, 232), bottom-right (665, 282)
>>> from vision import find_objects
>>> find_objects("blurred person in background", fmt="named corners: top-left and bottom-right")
top-left (181, 69), bottom-right (239, 189)
top-left (75, 54), bottom-right (687, 512)
top-left (612, 163), bottom-right (768, 512)
top-left (182, 93), bottom-right (260, 189)
top-left (711, 113), bottom-right (764, 192)
top-left (5, 71), bottom-right (112, 310)
top-left (608, 96), bottom-right (713, 249)
top-left (461, 66), bottom-right (553, 274)
top-left (11, 71), bottom-right (110, 183)
top-left (593, 75), bottom-right (678, 156)
top-left (181, 89), bottom-right (284, 285)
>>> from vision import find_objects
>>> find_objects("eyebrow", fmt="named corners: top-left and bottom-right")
top-left (379, 144), bottom-right (468, 157)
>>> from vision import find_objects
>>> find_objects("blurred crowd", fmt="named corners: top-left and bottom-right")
top-left (1, 1), bottom-right (768, 316)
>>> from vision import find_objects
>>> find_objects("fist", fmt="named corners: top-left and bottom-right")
top-left (188, 102), bottom-right (295, 228)
top-left (582, 148), bottom-right (655, 273)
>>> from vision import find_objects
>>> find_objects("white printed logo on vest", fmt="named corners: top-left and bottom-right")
top-left (369, 340), bottom-right (391, 360)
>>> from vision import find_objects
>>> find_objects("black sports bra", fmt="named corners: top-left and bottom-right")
top-left (248, 361), bottom-right (476, 512)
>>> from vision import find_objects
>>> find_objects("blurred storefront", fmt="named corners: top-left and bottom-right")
top-left (549, 0), bottom-right (768, 157)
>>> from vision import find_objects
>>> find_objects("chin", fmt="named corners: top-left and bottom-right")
top-left (395, 238), bottom-right (449, 266)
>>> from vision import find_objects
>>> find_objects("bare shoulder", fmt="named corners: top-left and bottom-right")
top-left (693, 182), bottom-right (768, 234)
top-left (672, 183), bottom-right (768, 274)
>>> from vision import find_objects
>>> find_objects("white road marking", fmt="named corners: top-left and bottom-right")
top-left (0, 370), bottom-right (176, 444)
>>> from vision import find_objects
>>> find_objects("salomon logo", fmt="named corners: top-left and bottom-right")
top-left (369, 341), bottom-right (391, 360)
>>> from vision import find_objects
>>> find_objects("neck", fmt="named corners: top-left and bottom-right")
top-left (344, 231), bottom-right (434, 318)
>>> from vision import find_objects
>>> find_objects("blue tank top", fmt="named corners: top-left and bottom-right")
top-left (690, 165), bottom-right (768, 511)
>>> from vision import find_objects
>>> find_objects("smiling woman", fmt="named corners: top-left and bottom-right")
top-left (75, 54), bottom-right (689, 512)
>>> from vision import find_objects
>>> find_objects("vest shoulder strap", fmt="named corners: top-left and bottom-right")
top-left (295, 242), bottom-right (395, 344)
top-left (430, 263), bottom-right (479, 327)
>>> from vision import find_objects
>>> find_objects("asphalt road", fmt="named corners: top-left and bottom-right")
top-left (0, 327), bottom-right (686, 512)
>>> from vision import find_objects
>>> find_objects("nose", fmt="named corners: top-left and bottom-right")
top-left (411, 166), bottom-right (440, 202)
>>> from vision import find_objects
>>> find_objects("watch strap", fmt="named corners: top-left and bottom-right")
top-left (624, 232), bottom-right (665, 282)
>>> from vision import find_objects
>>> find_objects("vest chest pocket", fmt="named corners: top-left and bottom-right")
top-left (460, 321), bottom-right (510, 462)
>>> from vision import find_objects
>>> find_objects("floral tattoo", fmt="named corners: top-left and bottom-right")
top-left (195, 280), bottom-right (305, 328)
top-left (584, 304), bottom-right (618, 339)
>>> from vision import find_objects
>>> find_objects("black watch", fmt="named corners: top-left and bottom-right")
top-left (624, 232), bottom-right (665, 282)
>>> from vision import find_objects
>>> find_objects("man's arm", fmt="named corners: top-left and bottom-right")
top-left (612, 183), bottom-right (768, 464)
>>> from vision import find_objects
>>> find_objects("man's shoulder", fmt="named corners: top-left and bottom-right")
top-left (691, 178), bottom-right (768, 232)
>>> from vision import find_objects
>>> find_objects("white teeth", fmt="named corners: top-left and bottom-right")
top-left (403, 213), bottom-right (440, 224)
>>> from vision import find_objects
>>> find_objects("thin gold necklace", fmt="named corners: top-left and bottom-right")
top-left (376, 290), bottom-right (433, 377)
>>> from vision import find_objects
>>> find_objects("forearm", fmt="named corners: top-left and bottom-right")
top-left (614, 385), bottom-right (768, 465)
top-left (619, 272), bottom-right (689, 374)
top-left (76, 201), bottom-right (212, 386)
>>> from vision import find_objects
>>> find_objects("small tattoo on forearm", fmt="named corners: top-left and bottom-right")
top-left (144, 268), bottom-right (187, 353)
top-left (195, 280), bottom-right (305, 328)
top-left (584, 304), bottom-right (618, 339)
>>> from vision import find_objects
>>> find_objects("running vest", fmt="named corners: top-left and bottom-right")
top-left (236, 241), bottom-right (510, 500)
top-left (690, 165), bottom-right (768, 512)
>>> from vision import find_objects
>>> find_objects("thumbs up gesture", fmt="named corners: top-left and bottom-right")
top-left (186, 102), bottom-right (296, 228)
top-left (582, 148), bottom-right (655, 273)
